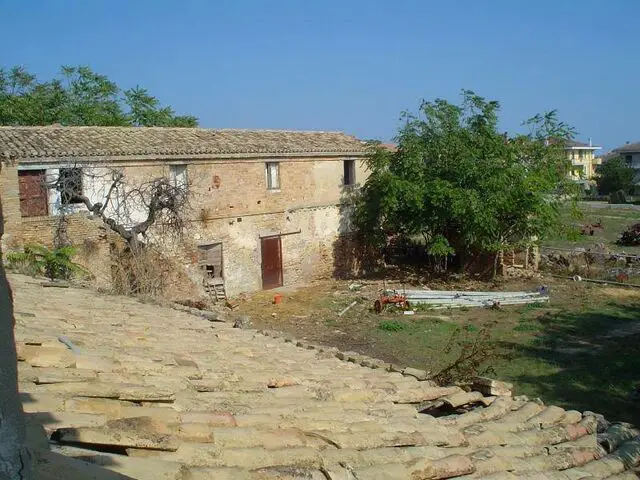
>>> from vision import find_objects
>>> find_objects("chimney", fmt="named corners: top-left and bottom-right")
top-left (589, 137), bottom-right (592, 147)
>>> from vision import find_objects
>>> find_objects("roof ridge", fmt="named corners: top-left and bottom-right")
top-left (0, 125), bottom-right (351, 135)
top-left (0, 125), bottom-right (368, 159)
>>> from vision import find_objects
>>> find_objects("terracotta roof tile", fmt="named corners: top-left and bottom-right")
top-left (10, 274), bottom-right (640, 479)
top-left (0, 125), bottom-right (368, 160)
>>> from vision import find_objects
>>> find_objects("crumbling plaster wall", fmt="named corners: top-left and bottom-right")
top-left (1, 156), bottom-right (369, 296)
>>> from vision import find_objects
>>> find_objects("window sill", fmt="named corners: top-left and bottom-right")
top-left (267, 189), bottom-right (281, 193)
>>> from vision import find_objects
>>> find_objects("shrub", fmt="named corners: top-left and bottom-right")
top-left (427, 324), bottom-right (505, 385)
top-left (378, 320), bottom-right (405, 332)
top-left (618, 223), bottom-right (640, 246)
top-left (609, 189), bottom-right (627, 205)
top-left (6, 244), bottom-right (86, 280)
top-left (110, 245), bottom-right (170, 297)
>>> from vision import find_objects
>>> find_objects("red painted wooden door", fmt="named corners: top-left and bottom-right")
top-left (261, 236), bottom-right (283, 289)
top-left (18, 170), bottom-right (48, 217)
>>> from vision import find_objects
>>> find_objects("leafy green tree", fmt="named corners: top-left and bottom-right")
top-left (595, 156), bottom-right (635, 196)
top-left (58, 65), bottom-right (128, 126)
top-left (0, 65), bottom-right (197, 127)
top-left (124, 86), bottom-right (197, 127)
top-left (354, 90), bottom-right (576, 274)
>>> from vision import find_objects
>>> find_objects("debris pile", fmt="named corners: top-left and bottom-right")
top-left (618, 223), bottom-right (640, 246)
top-left (580, 220), bottom-right (604, 236)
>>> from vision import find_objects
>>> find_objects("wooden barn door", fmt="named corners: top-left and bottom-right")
top-left (261, 236), bottom-right (283, 289)
top-left (18, 170), bottom-right (48, 217)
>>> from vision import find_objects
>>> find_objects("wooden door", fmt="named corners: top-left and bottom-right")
top-left (261, 236), bottom-right (283, 289)
top-left (18, 170), bottom-right (48, 217)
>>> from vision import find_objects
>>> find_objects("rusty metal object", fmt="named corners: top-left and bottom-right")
top-left (580, 220), bottom-right (604, 236)
top-left (374, 293), bottom-right (409, 313)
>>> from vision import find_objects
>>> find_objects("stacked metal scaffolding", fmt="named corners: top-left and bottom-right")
top-left (391, 289), bottom-right (550, 309)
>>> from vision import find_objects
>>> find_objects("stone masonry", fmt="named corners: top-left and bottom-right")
top-left (11, 273), bottom-right (640, 479)
top-left (0, 127), bottom-right (370, 296)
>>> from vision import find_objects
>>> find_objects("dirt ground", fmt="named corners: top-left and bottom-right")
top-left (233, 274), bottom-right (560, 363)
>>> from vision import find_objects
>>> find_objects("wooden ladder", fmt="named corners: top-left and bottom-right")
top-left (203, 277), bottom-right (226, 303)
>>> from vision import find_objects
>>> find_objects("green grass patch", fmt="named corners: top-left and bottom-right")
top-left (378, 320), bottom-right (405, 332)
top-left (513, 322), bottom-right (539, 332)
top-left (368, 291), bottom-right (640, 424)
top-left (545, 203), bottom-right (640, 253)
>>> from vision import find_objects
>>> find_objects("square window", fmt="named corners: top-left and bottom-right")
top-left (266, 162), bottom-right (280, 190)
top-left (57, 168), bottom-right (84, 205)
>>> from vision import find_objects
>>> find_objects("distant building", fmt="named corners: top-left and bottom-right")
top-left (611, 141), bottom-right (640, 191)
top-left (564, 139), bottom-right (601, 185)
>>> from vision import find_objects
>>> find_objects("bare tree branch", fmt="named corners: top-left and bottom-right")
top-left (45, 166), bottom-right (190, 250)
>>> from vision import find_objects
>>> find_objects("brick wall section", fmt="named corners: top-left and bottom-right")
top-left (1, 156), bottom-right (370, 297)
top-left (0, 165), bottom-right (22, 252)
top-left (153, 158), bottom-right (369, 296)
top-left (20, 215), bottom-right (106, 248)
top-left (180, 157), bottom-right (368, 219)
top-left (21, 214), bottom-right (115, 290)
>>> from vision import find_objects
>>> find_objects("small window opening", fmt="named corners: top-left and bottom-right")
top-left (169, 165), bottom-right (188, 188)
top-left (58, 168), bottom-right (84, 205)
top-left (266, 162), bottom-right (280, 190)
top-left (343, 160), bottom-right (356, 186)
top-left (198, 243), bottom-right (223, 280)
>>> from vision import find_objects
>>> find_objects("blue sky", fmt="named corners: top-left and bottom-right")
top-left (1, 0), bottom-right (638, 151)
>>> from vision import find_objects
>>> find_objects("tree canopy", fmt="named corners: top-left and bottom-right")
top-left (354, 90), bottom-right (577, 270)
top-left (595, 156), bottom-right (635, 196)
top-left (0, 65), bottom-right (198, 127)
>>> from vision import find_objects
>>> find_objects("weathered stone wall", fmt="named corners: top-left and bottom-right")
top-left (155, 157), bottom-right (369, 296)
top-left (21, 215), bottom-right (115, 290)
top-left (174, 205), bottom-right (345, 296)
top-left (0, 165), bottom-right (22, 253)
top-left (1, 157), bottom-right (370, 296)
top-left (185, 157), bottom-right (367, 219)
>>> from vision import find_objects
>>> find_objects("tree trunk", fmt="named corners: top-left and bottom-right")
top-left (0, 185), bottom-right (32, 478)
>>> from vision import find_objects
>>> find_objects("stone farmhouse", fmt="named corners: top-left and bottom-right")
top-left (0, 126), bottom-right (369, 296)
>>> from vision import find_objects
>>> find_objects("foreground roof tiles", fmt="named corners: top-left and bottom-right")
top-left (10, 274), bottom-right (640, 479)
top-left (0, 126), bottom-right (367, 160)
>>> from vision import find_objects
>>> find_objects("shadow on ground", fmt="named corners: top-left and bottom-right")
top-left (498, 302), bottom-right (640, 425)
